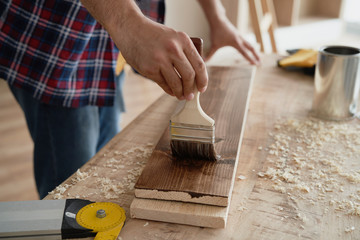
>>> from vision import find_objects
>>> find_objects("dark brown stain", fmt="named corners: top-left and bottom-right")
top-left (135, 66), bottom-right (253, 199)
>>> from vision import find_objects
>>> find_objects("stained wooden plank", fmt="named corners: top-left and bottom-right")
top-left (134, 66), bottom-right (255, 207)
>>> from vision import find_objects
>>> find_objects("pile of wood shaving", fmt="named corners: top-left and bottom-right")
top-left (257, 118), bottom-right (360, 226)
top-left (48, 144), bottom-right (153, 200)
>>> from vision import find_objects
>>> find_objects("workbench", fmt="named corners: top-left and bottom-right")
top-left (46, 54), bottom-right (360, 239)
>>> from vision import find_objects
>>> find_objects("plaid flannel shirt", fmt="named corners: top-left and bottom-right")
top-left (0, 0), bottom-right (164, 107)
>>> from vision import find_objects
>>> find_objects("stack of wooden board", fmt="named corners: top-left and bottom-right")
top-left (130, 66), bottom-right (255, 228)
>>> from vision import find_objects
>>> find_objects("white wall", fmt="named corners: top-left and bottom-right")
top-left (164, 0), bottom-right (211, 51)
top-left (343, 0), bottom-right (360, 22)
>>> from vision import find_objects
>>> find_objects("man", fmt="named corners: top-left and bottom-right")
top-left (0, 0), bottom-right (259, 198)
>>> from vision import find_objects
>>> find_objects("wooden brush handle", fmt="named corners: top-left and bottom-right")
top-left (190, 37), bottom-right (203, 96)
top-left (187, 37), bottom-right (203, 115)
top-left (170, 37), bottom-right (214, 126)
top-left (190, 37), bottom-right (203, 57)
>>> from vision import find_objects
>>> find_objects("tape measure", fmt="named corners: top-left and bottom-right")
top-left (0, 199), bottom-right (126, 239)
top-left (76, 202), bottom-right (126, 240)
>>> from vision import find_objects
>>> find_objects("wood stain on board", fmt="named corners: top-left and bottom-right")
top-left (135, 66), bottom-right (254, 206)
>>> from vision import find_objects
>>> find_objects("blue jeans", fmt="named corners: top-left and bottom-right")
top-left (9, 71), bottom-right (125, 199)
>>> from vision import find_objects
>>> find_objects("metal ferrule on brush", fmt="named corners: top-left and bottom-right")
top-left (170, 122), bottom-right (215, 144)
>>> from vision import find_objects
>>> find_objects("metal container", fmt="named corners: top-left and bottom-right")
top-left (311, 46), bottom-right (360, 120)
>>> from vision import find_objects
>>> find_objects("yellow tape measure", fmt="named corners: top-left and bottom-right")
top-left (76, 202), bottom-right (126, 240)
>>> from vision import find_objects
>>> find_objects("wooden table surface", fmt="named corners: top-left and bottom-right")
top-left (46, 54), bottom-right (360, 239)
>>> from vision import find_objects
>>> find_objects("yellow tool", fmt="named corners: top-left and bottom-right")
top-left (76, 202), bottom-right (126, 240)
top-left (278, 49), bottom-right (318, 75)
top-left (0, 199), bottom-right (126, 239)
top-left (278, 49), bottom-right (318, 68)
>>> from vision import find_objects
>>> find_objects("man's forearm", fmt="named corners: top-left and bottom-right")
top-left (80, 0), bottom-right (209, 101)
top-left (80, 0), bottom-right (144, 39)
top-left (197, 0), bottom-right (227, 28)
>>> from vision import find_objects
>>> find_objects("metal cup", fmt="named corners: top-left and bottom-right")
top-left (311, 45), bottom-right (360, 120)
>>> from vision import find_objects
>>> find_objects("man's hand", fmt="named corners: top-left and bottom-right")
top-left (205, 17), bottom-right (261, 65)
top-left (197, 0), bottom-right (261, 65)
top-left (117, 18), bottom-right (208, 101)
top-left (81, 0), bottom-right (208, 101)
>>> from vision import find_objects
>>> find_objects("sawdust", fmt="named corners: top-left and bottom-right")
top-left (69, 169), bottom-right (90, 185)
top-left (237, 205), bottom-right (248, 211)
top-left (257, 118), bottom-right (360, 225)
top-left (236, 198), bottom-right (248, 212)
top-left (237, 175), bottom-right (246, 180)
top-left (345, 226), bottom-right (355, 233)
top-left (48, 144), bottom-right (153, 200)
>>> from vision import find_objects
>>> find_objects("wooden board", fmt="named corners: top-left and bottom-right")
top-left (130, 66), bottom-right (255, 228)
top-left (134, 66), bottom-right (255, 208)
top-left (130, 198), bottom-right (229, 228)
top-left (44, 55), bottom-right (360, 239)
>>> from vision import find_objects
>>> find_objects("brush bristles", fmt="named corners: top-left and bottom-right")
top-left (170, 140), bottom-right (219, 161)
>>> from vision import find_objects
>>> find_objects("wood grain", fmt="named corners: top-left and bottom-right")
top-left (134, 66), bottom-right (255, 207)
top-left (130, 198), bottom-right (229, 228)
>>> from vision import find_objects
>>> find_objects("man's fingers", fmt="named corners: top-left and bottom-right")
top-left (160, 64), bottom-right (184, 100)
top-left (153, 74), bottom-right (174, 96)
top-left (234, 39), bottom-right (258, 65)
top-left (183, 43), bottom-right (208, 93)
top-left (243, 41), bottom-right (261, 64)
top-left (172, 52), bottom-right (196, 100)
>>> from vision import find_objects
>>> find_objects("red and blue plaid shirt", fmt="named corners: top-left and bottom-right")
top-left (0, 0), bottom-right (164, 107)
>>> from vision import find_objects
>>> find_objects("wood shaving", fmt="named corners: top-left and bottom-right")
top-left (71, 169), bottom-right (90, 184)
top-left (236, 199), bottom-right (248, 212)
top-left (237, 175), bottom-right (246, 180)
top-left (237, 206), bottom-right (248, 211)
top-left (345, 226), bottom-right (355, 233)
top-left (296, 212), bottom-right (308, 223)
top-left (258, 118), bottom-right (360, 221)
top-left (47, 144), bottom-right (154, 200)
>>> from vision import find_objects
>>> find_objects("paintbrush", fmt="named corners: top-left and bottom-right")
top-left (170, 37), bottom-right (218, 161)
